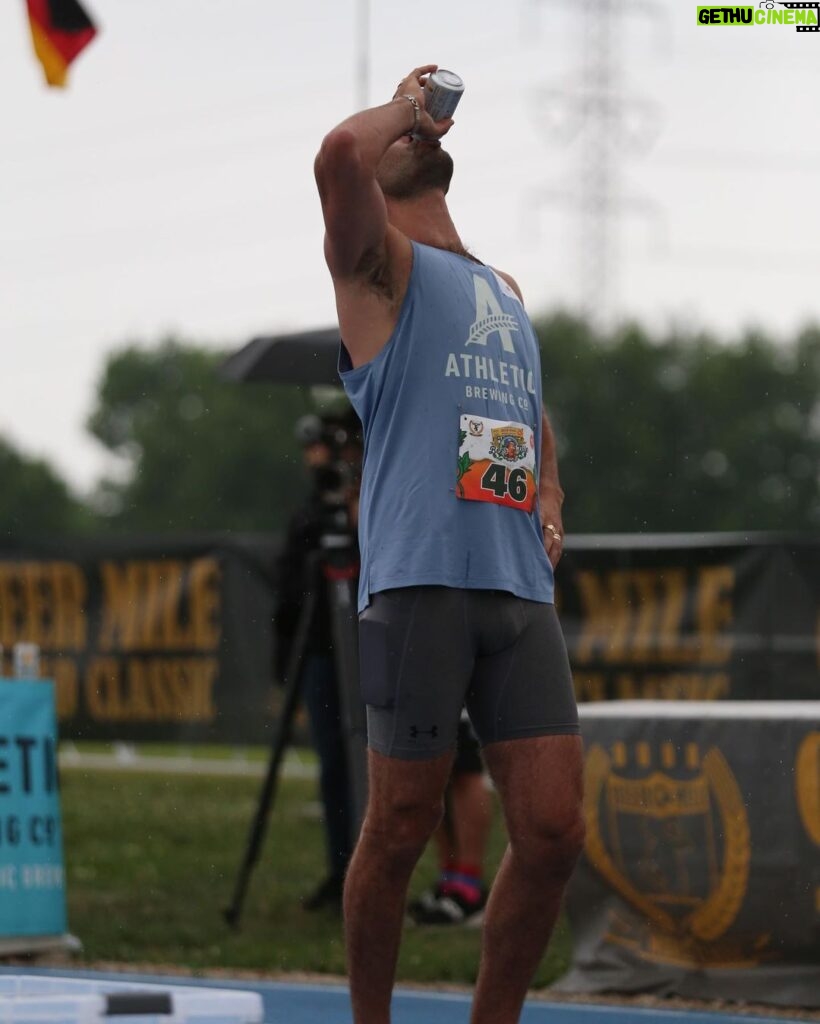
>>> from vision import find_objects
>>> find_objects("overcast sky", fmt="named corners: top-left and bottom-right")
top-left (2, 0), bottom-right (819, 492)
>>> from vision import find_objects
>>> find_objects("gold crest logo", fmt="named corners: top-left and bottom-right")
top-left (584, 741), bottom-right (755, 965)
top-left (796, 732), bottom-right (820, 848)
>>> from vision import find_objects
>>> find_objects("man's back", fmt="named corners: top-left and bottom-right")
top-left (340, 239), bottom-right (552, 612)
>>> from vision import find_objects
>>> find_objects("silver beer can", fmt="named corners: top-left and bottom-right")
top-left (423, 69), bottom-right (464, 122)
top-left (13, 642), bottom-right (41, 679)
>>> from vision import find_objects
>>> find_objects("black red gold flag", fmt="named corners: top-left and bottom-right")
top-left (26, 0), bottom-right (98, 88)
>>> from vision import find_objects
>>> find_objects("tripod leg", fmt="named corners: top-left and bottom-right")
top-left (223, 581), bottom-right (319, 929)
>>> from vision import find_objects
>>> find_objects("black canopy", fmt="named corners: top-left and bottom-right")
top-left (221, 327), bottom-right (341, 386)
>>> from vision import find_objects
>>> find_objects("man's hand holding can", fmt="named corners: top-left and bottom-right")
top-left (392, 65), bottom-right (462, 142)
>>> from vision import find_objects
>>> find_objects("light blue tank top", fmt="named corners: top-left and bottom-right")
top-left (340, 241), bottom-right (554, 612)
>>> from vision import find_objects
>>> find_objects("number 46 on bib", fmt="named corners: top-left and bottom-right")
top-left (456, 414), bottom-right (537, 513)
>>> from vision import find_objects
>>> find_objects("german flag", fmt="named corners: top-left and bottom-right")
top-left (27, 0), bottom-right (98, 88)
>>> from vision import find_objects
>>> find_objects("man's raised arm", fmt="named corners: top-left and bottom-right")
top-left (313, 65), bottom-right (452, 281)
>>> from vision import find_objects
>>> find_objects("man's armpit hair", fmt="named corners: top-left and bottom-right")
top-left (355, 247), bottom-right (396, 302)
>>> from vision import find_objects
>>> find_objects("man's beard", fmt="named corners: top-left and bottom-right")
top-left (377, 144), bottom-right (454, 200)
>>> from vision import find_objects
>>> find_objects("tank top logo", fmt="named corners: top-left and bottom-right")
top-left (466, 275), bottom-right (519, 354)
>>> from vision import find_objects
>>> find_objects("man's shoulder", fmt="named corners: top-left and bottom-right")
top-left (490, 268), bottom-right (524, 303)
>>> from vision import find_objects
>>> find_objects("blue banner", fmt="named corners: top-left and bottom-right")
top-left (0, 681), bottom-right (66, 937)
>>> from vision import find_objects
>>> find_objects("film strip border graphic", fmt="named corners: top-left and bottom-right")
top-left (779, 2), bottom-right (820, 31)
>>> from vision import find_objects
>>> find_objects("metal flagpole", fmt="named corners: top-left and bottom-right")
top-left (356, 0), bottom-right (370, 109)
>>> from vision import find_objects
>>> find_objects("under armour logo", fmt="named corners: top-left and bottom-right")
top-left (409, 725), bottom-right (439, 740)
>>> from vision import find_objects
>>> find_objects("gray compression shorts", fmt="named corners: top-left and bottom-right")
top-left (358, 586), bottom-right (579, 761)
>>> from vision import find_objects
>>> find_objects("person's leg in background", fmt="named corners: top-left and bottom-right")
top-left (409, 717), bottom-right (493, 925)
top-left (300, 652), bottom-right (353, 910)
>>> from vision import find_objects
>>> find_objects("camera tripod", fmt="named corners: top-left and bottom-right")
top-left (224, 533), bottom-right (367, 928)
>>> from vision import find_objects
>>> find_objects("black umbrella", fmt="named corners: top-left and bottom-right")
top-left (221, 327), bottom-right (341, 386)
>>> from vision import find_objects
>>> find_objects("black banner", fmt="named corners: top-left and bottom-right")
top-left (0, 532), bottom-right (816, 743)
top-left (556, 533), bottom-right (819, 702)
top-left (0, 536), bottom-right (279, 744)
top-left (557, 703), bottom-right (820, 1007)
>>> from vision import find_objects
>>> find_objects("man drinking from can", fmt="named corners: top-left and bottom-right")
top-left (314, 64), bottom-right (584, 1024)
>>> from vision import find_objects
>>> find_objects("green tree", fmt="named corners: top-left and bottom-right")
top-left (536, 316), bottom-right (820, 533)
top-left (87, 338), bottom-right (317, 532)
top-left (87, 324), bottom-right (819, 537)
top-left (0, 437), bottom-right (89, 536)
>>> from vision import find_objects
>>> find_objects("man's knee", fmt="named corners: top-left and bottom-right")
top-left (362, 791), bottom-right (445, 866)
top-left (509, 809), bottom-right (586, 882)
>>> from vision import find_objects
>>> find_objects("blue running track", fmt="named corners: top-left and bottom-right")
top-left (0, 968), bottom-right (803, 1024)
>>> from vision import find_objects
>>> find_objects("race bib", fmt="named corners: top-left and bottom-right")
top-left (456, 414), bottom-right (537, 512)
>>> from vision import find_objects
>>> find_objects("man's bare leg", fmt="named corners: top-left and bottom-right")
top-left (470, 734), bottom-right (585, 1024)
top-left (345, 748), bottom-right (454, 1024)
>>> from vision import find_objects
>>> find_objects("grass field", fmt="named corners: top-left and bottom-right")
top-left (59, 759), bottom-right (571, 986)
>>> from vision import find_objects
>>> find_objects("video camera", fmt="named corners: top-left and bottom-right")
top-left (294, 413), bottom-right (362, 536)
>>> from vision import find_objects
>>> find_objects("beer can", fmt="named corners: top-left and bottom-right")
top-left (13, 642), bottom-right (40, 679)
top-left (423, 69), bottom-right (464, 122)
